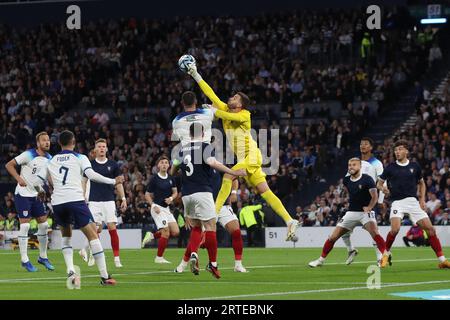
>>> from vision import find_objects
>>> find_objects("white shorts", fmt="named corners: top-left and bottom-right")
top-left (150, 204), bottom-right (176, 229)
top-left (88, 201), bottom-right (117, 224)
top-left (182, 192), bottom-right (216, 221)
top-left (337, 211), bottom-right (377, 231)
top-left (218, 205), bottom-right (239, 228)
top-left (390, 197), bottom-right (429, 224)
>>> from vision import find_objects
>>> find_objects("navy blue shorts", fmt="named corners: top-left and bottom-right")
top-left (14, 194), bottom-right (46, 219)
top-left (53, 201), bottom-right (94, 229)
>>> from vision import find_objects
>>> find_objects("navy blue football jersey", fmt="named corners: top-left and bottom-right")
top-left (379, 160), bottom-right (422, 201)
top-left (89, 159), bottom-right (120, 202)
top-left (343, 173), bottom-right (376, 211)
top-left (146, 173), bottom-right (177, 207)
top-left (178, 141), bottom-right (214, 196)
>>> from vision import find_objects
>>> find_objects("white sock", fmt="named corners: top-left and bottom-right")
top-left (62, 237), bottom-right (74, 274)
top-left (114, 256), bottom-right (121, 262)
top-left (319, 256), bottom-right (325, 262)
top-left (373, 242), bottom-right (383, 261)
top-left (18, 223), bottom-right (30, 263)
top-left (90, 239), bottom-right (108, 278)
top-left (180, 259), bottom-right (188, 267)
top-left (341, 233), bottom-right (354, 252)
top-left (235, 260), bottom-right (243, 267)
top-left (211, 262), bottom-right (217, 267)
top-left (37, 222), bottom-right (49, 259)
top-left (438, 255), bottom-right (446, 263)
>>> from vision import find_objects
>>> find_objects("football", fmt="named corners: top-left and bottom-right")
top-left (178, 54), bottom-right (196, 73)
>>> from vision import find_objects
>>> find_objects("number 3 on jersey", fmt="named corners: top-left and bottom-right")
top-left (59, 166), bottom-right (69, 185)
top-left (183, 155), bottom-right (194, 176)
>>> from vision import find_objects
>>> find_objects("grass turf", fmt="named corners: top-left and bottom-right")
top-left (0, 247), bottom-right (449, 300)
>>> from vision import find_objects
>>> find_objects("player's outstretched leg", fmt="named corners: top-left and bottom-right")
top-left (309, 227), bottom-right (348, 268)
top-left (18, 222), bottom-right (37, 272)
top-left (364, 222), bottom-right (389, 268)
top-left (36, 219), bottom-right (55, 271)
top-left (341, 231), bottom-right (358, 265)
top-left (417, 218), bottom-right (450, 268)
top-left (141, 231), bottom-right (156, 248)
top-left (257, 182), bottom-right (299, 241)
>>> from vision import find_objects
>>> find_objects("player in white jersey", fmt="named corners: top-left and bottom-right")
top-left (37, 130), bottom-right (124, 287)
top-left (5, 132), bottom-right (54, 272)
top-left (172, 91), bottom-right (214, 145)
top-left (341, 137), bottom-right (385, 266)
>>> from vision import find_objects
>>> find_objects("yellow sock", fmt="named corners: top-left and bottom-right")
top-left (215, 178), bottom-right (232, 213)
top-left (261, 190), bottom-right (292, 224)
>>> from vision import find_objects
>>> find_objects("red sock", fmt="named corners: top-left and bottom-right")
top-left (108, 229), bottom-right (120, 257)
top-left (385, 231), bottom-right (397, 251)
top-left (231, 229), bottom-right (243, 260)
top-left (154, 231), bottom-right (162, 239)
top-left (157, 237), bottom-right (168, 257)
top-left (373, 234), bottom-right (386, 254)
top-left (429, 235), bottom-right (444, 258)
top-left (321, 239), bottom-right (335, 258)
top-left (183, 227), bottom-right (203, 262)
top-left (204, 231), bottom-right (218, 263)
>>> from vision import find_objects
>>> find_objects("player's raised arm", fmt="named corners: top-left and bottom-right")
top-left (205, 157), bottom-right (246, 177)
top-left (211, 107), bottom-right (250, 123)
top-left (80, 155), bottom-right (123, 185)
top-left (187, 64), bottom-right (228, 111)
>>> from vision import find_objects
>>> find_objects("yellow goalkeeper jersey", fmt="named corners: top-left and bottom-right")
top-left (198, 80), bottom-right (259, 162)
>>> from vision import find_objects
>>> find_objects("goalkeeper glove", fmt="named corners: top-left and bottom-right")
top-left (187, 64), bottom-right (203, 82)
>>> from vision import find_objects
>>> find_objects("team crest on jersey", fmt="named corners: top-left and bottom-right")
top-left (410, 168), bottom-right (414, 173)
top-left (359, 185), bottom-right (362, 189)
top-left (185, 115), bottom-right (198, 122)
top-left (108, 166), bottom-right (111, 171)
top-left (169, 180), bottom-right (173, 185)
top-left (23, 211), bottom-right (29, 217)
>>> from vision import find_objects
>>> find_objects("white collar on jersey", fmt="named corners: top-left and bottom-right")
top-left (396, 159), bottom-right (410, 167)
top-left (95, 158), bottom-right (108, 164)
top-left (350, 173), bottom-right (362, 182)
top-left (158, 172), bottom-right (168, 179)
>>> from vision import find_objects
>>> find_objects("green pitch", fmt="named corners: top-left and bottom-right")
top-left (0, 247), bottom-right (449, 300)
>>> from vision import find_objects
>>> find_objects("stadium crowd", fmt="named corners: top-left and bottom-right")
top-left (0, 9), bottom-right (446, 231)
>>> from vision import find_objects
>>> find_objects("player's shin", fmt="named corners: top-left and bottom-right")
top-left (37, 222), bottom-right (49, 259)
top-left (18, 223), bottom-right (30, 263)
top-left (189, 226), bottom-right (203, 253)
top-left (428, 235), bottom-right (446, 262)
top-left (90, 239), bottom-right (108, 278)
top-left (373, 234), bottom-right (386, 254)
top-left (231, 229), bottom-right (243, 261)
top-left (341, 232), bottom-right (355, 252)
top-left (385, 231), bottom-right (397, 252)
top-left (321, 238), bottom-right (335, 259)
top-left (108, 229), bottom-right (120, 257)
top-left (157, 237), bottom-right (168, 258)
top-left (204, 231), bottom-right (218, 266)
top-left (62, 237), bottom-right (75, 274)
top-left (261, 190), bottom-right (292, 223)
top-left (215, 178), bottom-right (232, 213)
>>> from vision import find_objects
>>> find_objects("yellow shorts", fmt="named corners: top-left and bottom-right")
top-left (232, 152), bottom-right (266, 187)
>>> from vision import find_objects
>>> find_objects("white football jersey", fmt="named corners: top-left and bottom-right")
top-left (346, 156), bottom-right (383, 182)
top-left (39, 150), bottom-right (93, 205)
top-left (14, 149), bottom-right (52, 197)
top-left (172, 107), bottom-right (214, 145)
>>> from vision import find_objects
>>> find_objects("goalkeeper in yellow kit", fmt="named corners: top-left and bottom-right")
top-left (187, 63), bottom-right (299, 241)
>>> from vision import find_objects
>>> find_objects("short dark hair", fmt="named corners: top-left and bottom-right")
top-left (394, 139), bottom-right (409, 150)
top-left (35, 131), bottom-right (48, 142)
top-left (361, 137), bottom-right (374, 147)
top-left (58, 130), bottom-right (75, 147)
top-left (156, 155), bottom-right (170, 166)
top-left (182, 91), bottom-right (197, 107)
top-left (236, 92), bottom-right (250, 108)
top-left (189, 122), bottom-right (204, 138)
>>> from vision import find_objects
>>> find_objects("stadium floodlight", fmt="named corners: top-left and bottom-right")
top-left (420, 18), bottom-right (447, 24)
